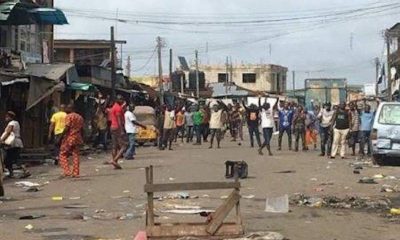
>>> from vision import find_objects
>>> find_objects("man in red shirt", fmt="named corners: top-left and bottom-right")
top-left (109, 95), bottom-right (127, 169)
top-left (59, 104), bottom-right (84, 178)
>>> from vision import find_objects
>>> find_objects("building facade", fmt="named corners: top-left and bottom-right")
top-left (199, 64), bottom-right (288, 94)
top-left (54, 39), bottom-right (126, 67)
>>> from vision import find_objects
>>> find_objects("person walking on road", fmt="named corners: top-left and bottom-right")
top-left (48, 104), bottom-right (67, 165)
top-left (1, 111), bottom-right (29, 178)
top-left (175, 109), bottom-right (185, 143)
top-left (349, 103), bottom-right (360, 156)
top-left (258, 98), bottom-right (275, 156)
top-left (330, 102), bottom-right (351, 159)
top-left (242, 100), bottom-right (262, 148)
top-left (318, 103), bottom-right (335, 157)
top-left (161, 105), bottom-right (176, 150)
top-left (208, 101), bottom-right (227, 149)
top-left (292, 106), bottom-right (307, 152)
top-left (124, 104), bottom-right (146, 160)
top-left (229, 105), bottom-right (242, 143)
top-left (278, 102), bottom-right (294, 150)
top-left (93, 106), bottom-right (108, 151)
top-left (108, 95), bottom-right (127, 169)
top-left (359, 105), bottom-right (374, 156)
top-left (193, 106), bottom-right (204, 145)
top-left (201, 105), bottom-right (210, 142)
top-left (58, 104), bottom-right (84, 178)
top-left (184, 108), bottom-right (194, 143)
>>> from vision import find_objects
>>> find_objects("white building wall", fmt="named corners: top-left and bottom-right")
top-left (199, 64), bottom-right (287, 93)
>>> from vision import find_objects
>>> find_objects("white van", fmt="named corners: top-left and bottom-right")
top-left (371, 102), bottom-right (400, 164)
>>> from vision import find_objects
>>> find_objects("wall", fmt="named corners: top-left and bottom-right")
top-left (199, 64), bottom-right (287, 93)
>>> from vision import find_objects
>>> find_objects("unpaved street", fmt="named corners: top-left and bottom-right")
top-left (1, 135), bottom-right (399, 240)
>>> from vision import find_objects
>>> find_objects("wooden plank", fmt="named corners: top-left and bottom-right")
top-left (234, 172), bottom-right (242, 225)
top-left (147, 223), bottom-right (244, 238)
top-left (206, 190), bottom-right (241, 235)
top-left (144, 181), bottom-right (240, 193)
top-left (146, 166), bottom-right (155, 226)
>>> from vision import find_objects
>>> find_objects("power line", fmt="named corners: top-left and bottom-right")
top-left (132, 47), bottom-right (157, 72)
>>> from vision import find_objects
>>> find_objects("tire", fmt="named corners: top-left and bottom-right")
top-left (373, 154), bottom-right (385, 165)
top-left (138, 142), bottom-right (145, 147)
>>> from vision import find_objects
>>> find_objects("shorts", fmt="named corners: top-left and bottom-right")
top-left (111, 129), bottom-right (127, 150)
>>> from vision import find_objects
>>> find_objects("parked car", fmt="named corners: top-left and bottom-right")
top-left (371, 102), bottom-right (400, 165)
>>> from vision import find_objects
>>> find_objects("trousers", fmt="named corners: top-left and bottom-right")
top-left (59, 141), bottom-right (80, 177)
top-left (331, 128), bottom-right (349, 158)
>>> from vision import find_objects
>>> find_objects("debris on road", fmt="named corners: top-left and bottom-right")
top-left (265, 195), bottom-right (289, 213)
top-left (358, 177), bottom-right (378, 184)
top-left (390, 208), bottom-right (400, 215)
top-left (372, 174), bottom-right (385, 180)
top-left (291, 194), bottom-right (392, 211)
top-left (160, 209), bottom-right (215, 215)
top-left (19, 214), bottom-right (46, 220)
top-left (64, 204), bottom-right (89, 209)
top-left (274, 170), bottom-right (296, 174)
top-left (319, 182), bottom-right (334, 186)
top-left (15, 181), bottom-right (40, 189)
top-left (51, 196), bottom-right (63, 201)
top-left (225, 231), bottom-right (286, 240)
top-left (68, 196), bottom-right (81, 200)
top-left (381, 184), bottom-right (399, 193)
top-left (24, 224), bottom-right (34, 230)
top-left (243, 194), bottom-right (255, 199)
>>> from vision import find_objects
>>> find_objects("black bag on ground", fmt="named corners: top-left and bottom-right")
top-left (225, 161), bottom-right (248, 179)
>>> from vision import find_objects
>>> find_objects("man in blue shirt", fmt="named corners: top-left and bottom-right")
top-left (359, 105), bottom-right (374, 156)
top-left (278, 102), bottom-right (294, 150)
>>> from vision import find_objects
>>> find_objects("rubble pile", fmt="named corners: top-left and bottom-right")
top-left (290, 194), bottom-right (392, 211)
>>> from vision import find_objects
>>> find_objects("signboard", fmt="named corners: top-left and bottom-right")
top-left (364, 83), bottom-right (376, 96)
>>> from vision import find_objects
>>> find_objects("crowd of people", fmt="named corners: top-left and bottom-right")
top-left (0, 93), bottom-right (378, 187)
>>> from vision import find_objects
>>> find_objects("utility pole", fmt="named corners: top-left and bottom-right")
top-left (229, 56), bottom-right (233, 83)
top-left (225, 56), bottom-right (229, 95)
top-left (169, 48), bottom-right (173, 92)
top-left (386, 30), bottom-right (392, 101)
top-left (110, 26), bottom-right (116, 100)
top-left (195, 50), bottom-right (200, 98)
top-left (157, 36), bottom-right (164, 105)
top-left (126, 55), bottom-right (131, 78)
top-left (292, 70), bottom-right (296, 97)
top-left (375, 57), bottom-right (380, 96)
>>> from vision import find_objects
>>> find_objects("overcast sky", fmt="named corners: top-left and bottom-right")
top-left (54, 0), bottom-right (400, 89)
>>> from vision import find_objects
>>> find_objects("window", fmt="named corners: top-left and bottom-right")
top-left (242, 73), bottom-right (256, 83)
top-left (378, 104), bottom-right (400, 125)
top-left (218, 73), bottom-right (228, 83)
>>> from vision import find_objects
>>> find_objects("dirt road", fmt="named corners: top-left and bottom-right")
top-left (0, 135), bottom-right (399, 240)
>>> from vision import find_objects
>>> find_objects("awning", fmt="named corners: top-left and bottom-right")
top-left (29, 8), bottom-right (68, 25)
top-left (24, 63), bottom-right (79, 83)
top-left (26, 76), bottom-right (65, 110)
top-left (67, 82), bottom-right (95, 91)
top-left (0, 1), bottom-right (68, 25)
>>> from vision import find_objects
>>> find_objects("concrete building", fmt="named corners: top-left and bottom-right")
top-left (54, 39), bottom-right (126, 67)
top-left (199, 64), bottom-right (288, 94)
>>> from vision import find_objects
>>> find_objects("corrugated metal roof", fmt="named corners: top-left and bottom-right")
top-left (209, 82), bottom-right (251, 98)
top-left (23, 63), bottom-right (76, 81)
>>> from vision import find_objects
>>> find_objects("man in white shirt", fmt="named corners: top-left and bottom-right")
top-left (208, 101), bottom-right (228, 149)
top-left (317, 103), bottom-right (335, 157)
top-left (259, 99), bottom-right (275, 156)
top-left (124, 104), bottom-right (146, 160)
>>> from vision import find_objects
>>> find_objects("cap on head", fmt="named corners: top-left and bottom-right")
top-left (6, 111), bottom-right (16, 119)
